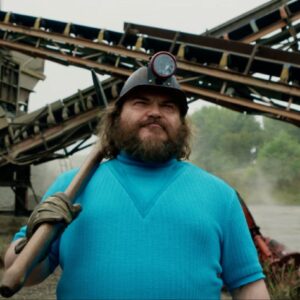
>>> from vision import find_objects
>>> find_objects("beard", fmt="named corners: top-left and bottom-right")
top-left (111, 116), bottom-right (187, 163)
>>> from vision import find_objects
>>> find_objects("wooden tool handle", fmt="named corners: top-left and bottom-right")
top-left (0, 224), bottom-right (61, 297)
top-left (0, 145), bottom-right (103, 297)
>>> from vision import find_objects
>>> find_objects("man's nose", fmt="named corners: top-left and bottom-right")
top-left (147, 103), bottom-right (161, 117)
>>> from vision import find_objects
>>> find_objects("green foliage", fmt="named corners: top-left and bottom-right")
top-left (191, 106), bottom-right (262, 173)
top-left (263, 117), bottom-right (300, 143)
top-left (189, 106), bottom-right (300, 204)
top-left (257, 131), bottom-right (300, 185)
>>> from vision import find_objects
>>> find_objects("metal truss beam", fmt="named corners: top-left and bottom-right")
top-left (0, 14), bottom-right (299, 126)
top-left (204, 0), bottom-right (300, 45)
top-left (0, 77), bottom-right (124, 167)
top-left (2, 3), bottom-right (300, 214)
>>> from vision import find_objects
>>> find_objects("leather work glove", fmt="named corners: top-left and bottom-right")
top-left (15, 192), bottom-right (81, 254)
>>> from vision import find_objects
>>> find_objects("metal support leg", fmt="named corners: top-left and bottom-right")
top-left (14, 166), bottom-right (31, 216)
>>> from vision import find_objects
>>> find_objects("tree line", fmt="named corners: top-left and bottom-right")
top-left (190, 106), bottom-right (300, 204)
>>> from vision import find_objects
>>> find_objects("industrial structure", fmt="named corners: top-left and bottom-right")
top-left (0, 0), bottom-right (300, 214)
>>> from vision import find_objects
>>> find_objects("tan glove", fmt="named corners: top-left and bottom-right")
top-left (15, 192), bottom-right (81, 254)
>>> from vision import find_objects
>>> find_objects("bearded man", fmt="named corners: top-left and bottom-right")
top-left (4, 52), bottom-right (269, 299)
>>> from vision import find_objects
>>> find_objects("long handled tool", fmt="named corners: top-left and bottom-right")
top-left (0, 145), bottom-right (103, 297)
top-left (0, 70), bottom-right (107, 298)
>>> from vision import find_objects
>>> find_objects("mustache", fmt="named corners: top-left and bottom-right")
top-left (139, 117), bottom-right (167, 130)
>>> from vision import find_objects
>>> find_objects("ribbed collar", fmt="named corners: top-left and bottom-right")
top-left (116, 151), bottom-right (177, 169)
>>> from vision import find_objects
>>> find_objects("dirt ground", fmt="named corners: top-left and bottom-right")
top-left (0, 268), bottom-right (59, 300)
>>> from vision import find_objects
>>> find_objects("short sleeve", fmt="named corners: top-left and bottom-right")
top-left (12, 168), bottom-right (78, 271)
top-left (221, 191), bottom-right (265, 291)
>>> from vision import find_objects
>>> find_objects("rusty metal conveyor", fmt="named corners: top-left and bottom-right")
top-left (0, 1), bottom-right (300, 213)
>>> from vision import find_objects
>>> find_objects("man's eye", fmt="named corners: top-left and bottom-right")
top-left (133, 100), bottom-right (147, 105)
top-left (163, 103), bottom-right (176, 109)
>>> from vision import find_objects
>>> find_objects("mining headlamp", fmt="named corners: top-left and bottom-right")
top-left (117, 51), bottom-right (188, 116)
top-left (149, 51), bottom-right (177, 79)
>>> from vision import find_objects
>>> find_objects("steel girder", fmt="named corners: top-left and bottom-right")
top-left (0, 3), bottom-right (300, 214)
top-left (204, 0), bottom-right (300, 45)
top-left (0, 3), bottom-right (300, 168)
top-left (0, 77), bottom-right (123, 167)
top-left (0, 11), bottom-right (299, 125)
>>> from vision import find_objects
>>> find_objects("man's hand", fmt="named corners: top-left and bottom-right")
top-left (15, 192), bottom-right (81, 254)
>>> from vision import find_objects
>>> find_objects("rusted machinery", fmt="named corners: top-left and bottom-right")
top-left (239, 194), bottom-right (300, 291)
top-left (0, 10), bottom-right (300, 123)
top-left (0, 1), bottom-right (299, 216)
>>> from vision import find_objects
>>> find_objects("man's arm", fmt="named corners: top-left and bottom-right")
top-left (232, 279), bottom-right (270, 300)
top-left (2, 192), bottom-right (80, 292)
top-left (4, 239), bottom-right (53, 286)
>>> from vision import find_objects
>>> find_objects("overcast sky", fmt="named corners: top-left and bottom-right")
top-left (2, 0), bottom-right (267, 112)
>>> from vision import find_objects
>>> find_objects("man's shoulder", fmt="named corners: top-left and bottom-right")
top-left (56, 167), bottom-right (80, 183)
top-left (181, 161), bottom-right (225, 182)
top-left (181, 161), bottom-right (235, 195)
top-left (58, 159), bottom-right (111, 181)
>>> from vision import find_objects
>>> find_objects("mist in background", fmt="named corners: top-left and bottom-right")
top-left (190, 107), bottom-right (300, 205)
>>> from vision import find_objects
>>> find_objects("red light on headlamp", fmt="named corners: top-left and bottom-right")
top-left (149, 51), bottom-right (177, 79)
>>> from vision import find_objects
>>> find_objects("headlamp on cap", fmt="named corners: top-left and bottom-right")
top-left (150, 52), bottom-right (177, 79)
top-left (117, 51), bottom-right (188, 116)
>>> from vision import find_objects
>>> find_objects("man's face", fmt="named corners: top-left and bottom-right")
top-left (114, 89), bottom-right (184, 162)
top-left (121, 90), bottom-right (181, 142)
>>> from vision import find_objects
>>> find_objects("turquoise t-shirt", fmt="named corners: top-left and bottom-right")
top-left (15, 153), bottom-right (264, 299)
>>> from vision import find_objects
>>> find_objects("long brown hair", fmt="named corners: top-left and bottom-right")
top-left (96, 102), bottom-right (192, 161)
